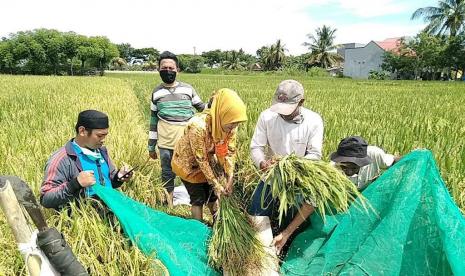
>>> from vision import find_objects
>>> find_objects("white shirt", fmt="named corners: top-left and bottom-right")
top-left (250, 107), bottom-right (324, 168)
top-left (347, 146), bottom-right (395, 190)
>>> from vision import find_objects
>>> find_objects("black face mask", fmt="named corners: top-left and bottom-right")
top-left (159, 70), bottom-right (176, 84)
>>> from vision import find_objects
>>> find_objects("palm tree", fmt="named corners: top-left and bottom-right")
top-left (411, 0), bottom-right (465, 37)
top-left (111, 57), bottom-right (127, 70)
top-left (256, 46), bottom-right (269, 67)
top-left (222, 50), bottom-right (247, 70)
top-left (265, 39), bottom-right (287, 70)
top-left (303, 25), bottom-right (343, 69)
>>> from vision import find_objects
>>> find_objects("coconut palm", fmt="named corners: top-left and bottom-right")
top-left (265, 39), bottom-right (287, 70)
top-left (411, 0), bottom-right (465, 37)
top-left (303, 25), bottom-right (343, 69)
top-left (111, 57), bottom-right (127, 70)
top-left (222, 50), bottom-right (247, 70)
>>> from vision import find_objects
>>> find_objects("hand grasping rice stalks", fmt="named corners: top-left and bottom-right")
top-left (208, 195), bottom-right (267, 275)
top-left (208, 158), bottom-right (267, 275)
top-left (263, 154), bottom-right (369, 224)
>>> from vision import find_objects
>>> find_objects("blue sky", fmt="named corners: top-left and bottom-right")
top-left (0, 0), bottom-right (439, 55)
top-left (307, 1), bottom-right (435, 25)
top-left (300, 0), bottom-right (438, 47)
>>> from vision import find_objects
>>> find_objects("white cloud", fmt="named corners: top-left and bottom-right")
top-left (306, 0), bottom-right (417, 18)
top-left (337, 0), bottom-right (409, 18)
top-left (0, 0), bottom-right (426, 55)
top-left (335, 22), bottom-right (426, 45)
top-left (0, 0), bottom-right (318, 55)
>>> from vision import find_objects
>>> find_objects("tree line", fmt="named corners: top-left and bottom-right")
top-left (382, 33), bottom-right (465, 80)
top-left (0, 29), bottom-right (119, 75)
top-left (382, 0), bottom-right (465, 80)
top-left (0, 29), bottom-right (332, 76)
top-left (2, 0), bottom-right (463, 79)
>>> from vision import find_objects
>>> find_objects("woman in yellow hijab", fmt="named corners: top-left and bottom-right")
top-left (171, 88), bottom-right (247, 221)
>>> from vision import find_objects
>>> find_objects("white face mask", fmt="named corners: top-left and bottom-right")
top-left (81, 147), bottom-right (102, 161)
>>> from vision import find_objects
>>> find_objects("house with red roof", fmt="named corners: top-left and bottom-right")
top-left (342, 37), bottom-right (404, 79)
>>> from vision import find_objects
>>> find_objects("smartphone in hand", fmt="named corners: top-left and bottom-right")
top-left (118, 165), bottom-right (138, 181)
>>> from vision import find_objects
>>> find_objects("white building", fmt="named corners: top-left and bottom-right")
top-left (337, 43), bottom-right (364, 60)
top-left (128, 58), bottom-right (145, 66)
top-left (343, 38), bottom-right (402, 79)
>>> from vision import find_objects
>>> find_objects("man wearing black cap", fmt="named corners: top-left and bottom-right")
top-left (40, 110), bottom-right (133, 210)
top-left (148, 51), bottom-right (205, 205)
top-left (330, 136), bottom-right (401, 190)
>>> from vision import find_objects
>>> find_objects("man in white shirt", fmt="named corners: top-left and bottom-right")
top-left (330, 136), bottom-right (401, 190)
top-left (247, 80), bottom-right (324, 264)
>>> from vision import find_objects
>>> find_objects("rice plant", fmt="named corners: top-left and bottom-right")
top-left (1, 73), bottom-right (464, 274)
top-left (263, 154), bottom-right (368, 224)
top-left (208, 195), bottom-right (266, 275)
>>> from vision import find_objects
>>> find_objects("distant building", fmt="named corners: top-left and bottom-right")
top-left (337, 43), bottom-right (364, 60)
top-left (128, 58), bottom-right (145, 66)
top-left (326, 66), bottom-right (343, 77)
top-left (249, 63), bottom-right (263, 71)
top-left (343, 38), bottom-right (403, 79)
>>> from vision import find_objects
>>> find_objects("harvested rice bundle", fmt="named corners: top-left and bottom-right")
top-left (208, 195), bottom-right (266, 275)
top-left (208, 158), bottom-right (267, 275)
top-left (263, 154), bottom-right (368, 224)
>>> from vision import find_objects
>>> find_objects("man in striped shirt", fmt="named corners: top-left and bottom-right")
top-left (148, 51), bottom-right (205, 205)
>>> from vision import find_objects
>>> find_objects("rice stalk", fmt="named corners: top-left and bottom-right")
top-left (263, 154), bottom-right (369, 224)
top-left (208, 157), bottom-right (267, 275)
top-left (208, 195), bottom-right (266, 275)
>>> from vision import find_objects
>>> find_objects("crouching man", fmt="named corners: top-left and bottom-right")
top-left (247, 80), bottom-right (324, 274)
top-left (40, 110), bottom-right (133, 211)
top-left (330, 136), bottom-right (401, 191)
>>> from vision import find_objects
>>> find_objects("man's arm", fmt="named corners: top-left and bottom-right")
top-left (191, 87), bottom-right (206, 111)
top-left (107, 155), bottom-right (125, 188)
top-left (272, 203), bottom-right (315, 254)
top-left (40, 152), bottom-right (84, 209)
top-left (393, 155), bottom-right (402, 165)
top-left (250, 113), bottom-right (268, 169)
top-left (371, 146), bottom-right (398, 169)
top-left (304, 115), bottom-right (324, 160)
top-left (148, 98), bottom-right (159, 156)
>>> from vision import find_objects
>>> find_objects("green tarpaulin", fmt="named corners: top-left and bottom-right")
top-left (94, 184), bottom-right (219, 276)
top-left (95, 150), bottom-right (465, 275)
top-left (282, 150), bottom-right (465, 275)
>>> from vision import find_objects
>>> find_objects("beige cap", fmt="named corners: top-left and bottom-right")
top-left (270, 80), bottom-right (304, 115)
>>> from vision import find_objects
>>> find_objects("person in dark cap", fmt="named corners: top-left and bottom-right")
top-left (40, 110), bottom-right (133, 210)
top-left (330, 136), bottom-right (401, 190)
top-left (148, 51), bottom-right (205, 206)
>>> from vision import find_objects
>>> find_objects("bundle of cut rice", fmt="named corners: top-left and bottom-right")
top-left (263, 154), bottom-right (368, 224)
top-left (208, 158), bottom-right (267, 275)
top-left (208, 195), bottom-right (267, 275)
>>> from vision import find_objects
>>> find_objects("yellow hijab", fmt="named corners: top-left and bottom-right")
top-left (209, 88), bottom-right (247, 143)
